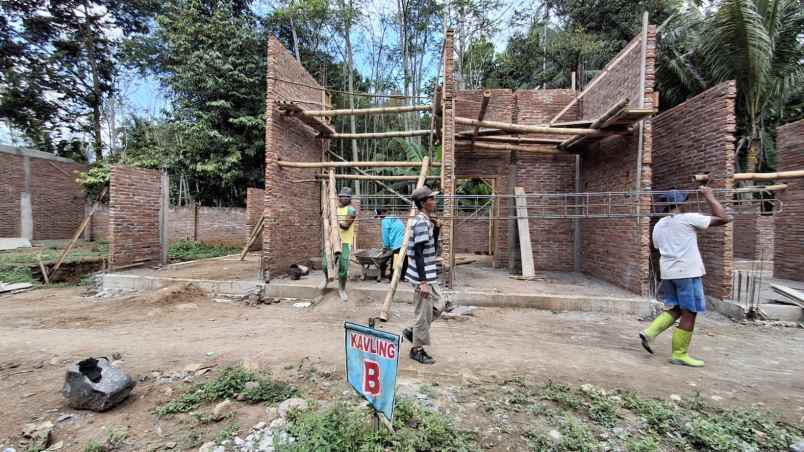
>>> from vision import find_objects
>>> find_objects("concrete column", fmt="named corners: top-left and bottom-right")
top-left (20, 156), bottom-right (33, 240)
top-left (160, 171), bottom-right (169, 266)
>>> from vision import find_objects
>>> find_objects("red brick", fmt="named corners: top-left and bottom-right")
top-left (774, 119), bottom-right (804, 281)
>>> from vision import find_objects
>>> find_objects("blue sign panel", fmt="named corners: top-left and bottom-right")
top-left (344, 321), bottom-right (401, 423)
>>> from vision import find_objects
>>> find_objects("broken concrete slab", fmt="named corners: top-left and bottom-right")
top-left (758, 304), bottom-right (803, 322)
top-left (0, 282), bottom-right (33, 294)
top-left (0, 238), bottom-right (32, 250)
top-left (62, 357), bottom-right (136, 412)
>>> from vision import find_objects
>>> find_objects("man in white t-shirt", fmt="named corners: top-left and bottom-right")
top-left (640, 186), bottom-right (732, 367)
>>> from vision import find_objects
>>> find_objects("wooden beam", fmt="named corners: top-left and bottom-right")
top-left (473, 90), bottom-right (491, 138)
top-left (456, 141), bottom-right (568, 155)
top-left (296, 104), bottom-right (431, 117)
top-left (316, 174), bottom-right (440, 181)
top-left (49, 186), bottom-right (107, 281)
top-left (276, 101), bottom-right (336, 136)
top-left (379, 157), bottom-right (431, 322)
top-left (549, 37), bottom-right (643, 125)
top-left (277, 160), bottom-right (440, 169)
top-left (559, 98), bottom-right (630, 150)
top-left (457, 136), bottom-right (566, 145)
top-left (455, 117), bottom-right (602, 136)
top-left (329, 130), bottom-right (433, 139)
top-left (695, 171), bottom-right (804, 182)
top-left (514, 187), bottom-right (536, 278)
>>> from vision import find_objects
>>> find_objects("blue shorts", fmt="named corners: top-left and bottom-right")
top-left (661, 277), bottom-right (706, 313)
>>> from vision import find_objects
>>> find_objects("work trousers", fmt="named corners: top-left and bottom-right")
top-left (412, 284), bottom-right (444, 347)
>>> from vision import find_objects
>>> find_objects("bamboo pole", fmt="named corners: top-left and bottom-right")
top-left (328, 170), bottom-right (343, 262)
top-left (454, 117), bottom-right (603, 136)
top-left (473, 90), bottom-right (491, 138)
top-left (49, 186), bottom-right (107, 280)
top-left (379, 157), bottom-right (431, 322)
top-left (316, 174), bottom-right (441, 181)
top-left (239, 215), bottom-right (264, 260)
top-left (695, 171), bottom-right (804, 183)
top-left (549, 37), bottom-right (643, 125)
top-left (559, 98), bottom-right (630, 150)
top-left (321, 181), bottom-right (336, 282)
top-left (734, 184), bottom-right (788, 193)
top-left (299, 105), bottom-right (431, 117)
top-left (330, 130), bottom-right (433, 139)
top-left (458, 136), bottom-right (566, 145)
top-left (37, 255), bottom-right (49, 285)
top-left (277, 160), bottom-right (440, 169)
top-left (456, 141), bottom-right (569, 155)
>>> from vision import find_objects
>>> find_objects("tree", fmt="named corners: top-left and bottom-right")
top-left (0, 0), bottom-right (157, 160)
top-left (702, 0), bottom-right (804, 172)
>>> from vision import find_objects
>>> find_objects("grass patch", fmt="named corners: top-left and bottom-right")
top-left (276, 398), bottom-right (477, 451)
top-left (541, 381), bottom-right (583, 409)
top-left (82, 441), bottom-right (104, 452)
top-left (168, 240), bottom-right (240, 262)
top-left (155, 367), bottom-right (296, 416)
top-left (0, 266), bottom-right (34, 284)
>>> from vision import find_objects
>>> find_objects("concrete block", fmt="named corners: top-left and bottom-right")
top-left (759, 304), bottom-right (803, 321)
top-left (0, 238), bottom-right (32, 250)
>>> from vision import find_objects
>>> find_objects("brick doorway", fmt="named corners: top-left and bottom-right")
top-left (454, 177), bottom-right (497, 263)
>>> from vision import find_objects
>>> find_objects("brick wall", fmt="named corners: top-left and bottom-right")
top-left (0, 147), bottom-right (87, 240)
top-left (109, 166), bottom-right (162, 268)
top-left (652, 82), bottom-right (737, 299)
top-left (517, 90), bottom-right (579, 123)
top-left (734, 214), bottom-right (775, 261)
top-left (263, 36), bottom-right (324, 276)
top-left (0, 152), bottom-right (25, 237)
top-left (577, 27), bottom-right (656, 295)
top-left (246, 188), bottom-right (265, 250)
top-left (774, 119), bottom-right (804, 281)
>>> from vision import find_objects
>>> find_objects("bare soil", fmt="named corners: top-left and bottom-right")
top-left (1, 284), bottom-right (802, 450)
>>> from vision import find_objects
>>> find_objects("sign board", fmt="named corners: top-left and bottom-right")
top-left (344, 321), bottom-right (400, 423)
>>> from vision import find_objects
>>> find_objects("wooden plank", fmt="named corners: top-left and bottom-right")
top-left (49, 186), bottom-right (108, 281)
top-left (771, 284), bottom-right (804, 308)
top-left (514, 187), bottom-right (536, 278)
top-left (321, 181), bottom-right (336, 281)
top-left (379, 157), bottom-right (431, 321)
top-left (455, 117), bottom-right (602, 136)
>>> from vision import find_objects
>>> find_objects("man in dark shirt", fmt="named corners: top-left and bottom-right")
top-left (402, 186), bottom-right (444, 365)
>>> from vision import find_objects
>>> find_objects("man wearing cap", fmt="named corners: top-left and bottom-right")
top-left (401, 186), bottom-right (444, 365)
top-left (320, 186), bottom-right (357, 302)
top-left (640, 186), bottom-right (731, 367)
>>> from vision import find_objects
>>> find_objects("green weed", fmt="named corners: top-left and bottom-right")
top-left (168, 240), bottom-right (239, 262)
top-left (0, 266), bottom-right (34, 284)
top-left (625, 435), bottom-right (660, 452)
top-left (155, 367), bottom-right (296, 416)
top-left (214, 421), bottom-right (240, 443)
top-left (541, 381), bottom-right (583, 410)
top-left (586, 391), bottom-right (619, 427)
top-left (277, 398), bottom-right (477, 451)
top-left (82, 441), bottom-right (104, 452)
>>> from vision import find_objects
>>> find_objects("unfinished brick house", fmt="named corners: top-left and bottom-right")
top-left (259, 22), bottom-right (760, 302)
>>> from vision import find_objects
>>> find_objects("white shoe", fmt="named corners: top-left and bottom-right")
top-left (318, 276), bottom-right (328, 291)
top-left (339, 288), bottom-right (348, 303)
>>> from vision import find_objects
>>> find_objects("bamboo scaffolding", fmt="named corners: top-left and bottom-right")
top-left (239, 215), bottom-right (265, 260)
top-left (457, 141), bottom-right (568, 155)
top-left (379, 157), bottom-right (431, 322)
top-left (473, 90), bottom-right (491, 138)
top-left (277, 160), bottom-right (439, 169)
top-left (559, 98), bottom-right (630, 150)
top-left (733, 184), bottom-right (787, 193)
top-left (694, 170), bottom-right (804, 182)
top-left (298, 105), bottom-right (431, 117)
top-left (316, 174), bottom-right (441, 181)
top-left (321, 181), bottom-right (336, 282)
top-left (454, 117), bottom-right (603, 136)
top-left (330, 130), bottom-right (433, 139)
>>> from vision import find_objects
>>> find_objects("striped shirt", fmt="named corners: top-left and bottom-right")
top-left (405, 213), bottom-right (438, 283)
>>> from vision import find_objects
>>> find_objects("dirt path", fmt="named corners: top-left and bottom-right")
top-left (1, 286), bottom-right (803, 444)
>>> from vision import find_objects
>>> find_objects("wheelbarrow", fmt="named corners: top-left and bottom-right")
top-left (352, 248), bottom-right (395, 282)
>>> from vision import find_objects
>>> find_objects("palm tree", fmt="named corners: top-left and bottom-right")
top-left (702, 0), bottom-right (804, 172)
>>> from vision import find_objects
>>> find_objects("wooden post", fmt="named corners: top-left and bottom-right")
top-left (328, 170), bottom-right (343, 262)
top-left (473, 90), bottom-right (491, 138)
top-left (48, 186), bottom-right (108, 281)
top-left (514, 187), bottom-right (536, 278)
top-left (321, 181), bottom-right (336, 281)
top-left (38, 255), bottom-right (49, 285)
top-left (379, 157), bottom-right (431, 322)
top-left (159, 171), bottom-right (169, 266)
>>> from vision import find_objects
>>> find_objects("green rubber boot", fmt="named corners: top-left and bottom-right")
top-left (639, 312), bottom-right (674, 354)
top-left (670, 329), bottom-right (704, 367)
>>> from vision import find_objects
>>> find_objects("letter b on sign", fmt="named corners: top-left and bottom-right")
top-left (363, 360), bottom-right (381, 396)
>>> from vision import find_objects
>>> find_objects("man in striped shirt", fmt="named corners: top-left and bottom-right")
top-left (402, 186), bottom-right (444, 365)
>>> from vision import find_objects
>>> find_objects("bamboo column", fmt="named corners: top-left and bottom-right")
top-left (379, 157), bottom-right (431, 322)
top-left (327, 170), bottom-right (343, 265)
top-left (321, 181), bottom-right (336, 281)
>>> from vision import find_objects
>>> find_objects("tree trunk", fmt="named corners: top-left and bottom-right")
top-left (81, 1), bottom-right (104, 162)
top-left (344, 0), bottom-right (360, 196)
top-left (290, 14), bottom-right (301, 63)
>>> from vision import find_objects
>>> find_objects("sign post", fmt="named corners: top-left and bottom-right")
top-left (344, 321), bottom-right (400, 429)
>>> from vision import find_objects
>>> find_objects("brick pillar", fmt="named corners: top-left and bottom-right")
top-left (774, 119), bottom-right (804, 281)
top-left (440, 29), bottom-right (456, 287)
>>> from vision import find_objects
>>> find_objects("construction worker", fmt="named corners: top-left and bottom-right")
top-left (377, 208), bottom-right (407, 281)
top-left (320, 186), bottom-right (357, 302)
top-left (640, 186), bottom-right (732, 367)
top-left (402, 186), bottom-right (444, 365)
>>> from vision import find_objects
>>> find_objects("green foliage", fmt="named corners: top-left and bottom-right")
top-left (625, 436), bottom-right (659, 452)
top-left (277, 398), bottom-right (477, 451)
top-left (214, 422), bottom-right (241, 443)
top-left (168, 240), bottom-right (240, 262)
top-left (82, 441), bottom-right (105, 452)
top-left (541, 381), bottom-right (583, 410)
top-left (77, 163), bottom-right (112, 200)
top-left (155, 367), bottom-right (296, 416)
top-left (0, 266), bottom-right (34, 285)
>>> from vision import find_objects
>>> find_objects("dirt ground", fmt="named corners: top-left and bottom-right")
top-left (1, 285), bottom-right (803, 449)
